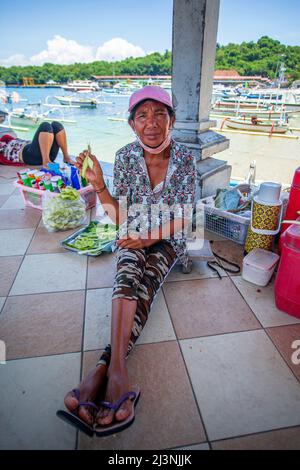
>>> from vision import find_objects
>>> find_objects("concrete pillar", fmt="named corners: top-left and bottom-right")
top-left (172, 0), bottom-right (231, 199)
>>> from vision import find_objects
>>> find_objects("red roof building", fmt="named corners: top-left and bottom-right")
top-left (213, 70), bottom-right (270, 84)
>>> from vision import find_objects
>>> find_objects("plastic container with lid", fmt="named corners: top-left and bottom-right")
top-left (242, 248), bottom-right (280, 286)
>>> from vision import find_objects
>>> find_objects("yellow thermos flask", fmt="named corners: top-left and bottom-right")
top-left (245, 182), bottom-right (283, 254)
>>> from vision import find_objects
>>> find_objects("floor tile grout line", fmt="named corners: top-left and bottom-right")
top-left (1, 331), bottom-right (263, 362)
top-left (75, 255), bottom-right (89, 451)
top-left (227, 274), bottom-right (267, 330)
top-left (4, 350), bottom-right (82, 363)
top-left (0, 226), bottom-right (40, 232)
top-left (228, 274), bottom-right (300, 329)
top-left (263, 328), bottom-right (300, 384)
top-left (161, 286), bottom-right (212, 449)
top-left (0, 215), bottom-right (42, 316)
top-left (227, 275), bottom-right (300, 383)
top-left (7, 326), bottom-right (299, 363)
top-left (164, 441), bottom-right (209, 451)
top-left (3, 283), bottom-right (150, 298)
top-left (4, 323), bottom-right (300, 365)
top-left (209, 422), bottom-right (300, 446)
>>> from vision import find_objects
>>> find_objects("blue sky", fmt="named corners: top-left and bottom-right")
top-left (0, 0), bottom-right (299, 66)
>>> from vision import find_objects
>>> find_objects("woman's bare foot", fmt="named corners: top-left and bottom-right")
top-left (64, 364), bottom-right (108, 426)
top-left (96, 366), bottom-right (134, 426)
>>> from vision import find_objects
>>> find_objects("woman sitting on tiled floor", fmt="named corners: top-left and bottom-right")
top-left (0, 121), bottom-right (74, 166)
top-left (57, 86), bottom-right (196, 437)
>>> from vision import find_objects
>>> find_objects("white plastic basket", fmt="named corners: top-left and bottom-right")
top-left (200, 196), bottom-right (251, 245)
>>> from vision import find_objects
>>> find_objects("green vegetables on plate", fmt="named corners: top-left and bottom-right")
top-left (63, 221), bottom-right (118, 256)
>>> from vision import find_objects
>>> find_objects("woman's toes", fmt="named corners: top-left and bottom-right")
top-left (97, 409), bottom-right (114, 426)
top-left (64, 393), bottom-right (78, 412)
top-left (115, 400), bottom-right (132, 422)
top-left (78, 407), bottom-right (93, 426)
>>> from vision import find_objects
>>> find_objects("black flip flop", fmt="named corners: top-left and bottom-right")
top-left (94, 386), bottom-right (141, 437)
top-left (56, 388), bottom-right (99, 437)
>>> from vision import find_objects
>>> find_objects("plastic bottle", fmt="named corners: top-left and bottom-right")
top-left (70, 166), bottom-right (81, 190)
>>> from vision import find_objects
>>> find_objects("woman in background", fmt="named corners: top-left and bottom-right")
top-left (0, 121), bottom-right (73, 166)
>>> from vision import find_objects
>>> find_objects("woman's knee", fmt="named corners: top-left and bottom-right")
top-left (37, 122), bottom-right (53, 134)
top-left (51, 121), bottom-right (64, 134)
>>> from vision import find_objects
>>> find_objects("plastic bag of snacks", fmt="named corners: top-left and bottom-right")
top-left (42, 187), bottom-right (87, 232)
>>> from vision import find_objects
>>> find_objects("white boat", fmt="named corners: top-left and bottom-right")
top-left (55, 96), bottom-right (98, 108)
top-left (211, 106), bottom-right (298, 119)
top-left (9, 107), bottom-right (76, 128)
top-left (101, 88), bottom-right (132, 97)
top-left (223, 117), bottom-right (288, 134)
top-left (61, 80), bottom-right (100, 92)
top-left (214, 100), bottom-right (264, 110)
top-left (222, 89), bottom-right (300, 112)
top-left (0, 110), bottom-right (8, 124)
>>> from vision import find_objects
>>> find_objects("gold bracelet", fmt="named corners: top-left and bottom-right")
top-left (95, 184), bottom-right (107, 194)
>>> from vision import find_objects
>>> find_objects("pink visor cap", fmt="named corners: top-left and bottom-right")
top-left (128, 85), bottom-right (173, 113)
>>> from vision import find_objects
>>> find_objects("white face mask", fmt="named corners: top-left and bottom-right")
top-left (134, 128), bottom-right (172, 155)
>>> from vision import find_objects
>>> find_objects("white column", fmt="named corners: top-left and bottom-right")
top-left (172, 0), bottom-right (231, 198)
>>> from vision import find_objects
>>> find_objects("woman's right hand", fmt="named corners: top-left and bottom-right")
top-left (75, 150), bottom-right (105, 190)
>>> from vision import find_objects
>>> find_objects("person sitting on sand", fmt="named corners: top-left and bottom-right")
top-left (57, 85), bottom-right (197, 437)
top-left (0, 121), bottom-right (73, 167)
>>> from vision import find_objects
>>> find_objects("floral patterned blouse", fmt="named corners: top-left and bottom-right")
top-left (112, 139), bottom-right (197, 267)
top-left (0, 137), bottom-right (30, 163)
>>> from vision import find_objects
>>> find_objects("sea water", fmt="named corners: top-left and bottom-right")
top-left (4, 87), bottom-right (300, 185)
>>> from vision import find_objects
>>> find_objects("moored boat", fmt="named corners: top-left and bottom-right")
top-left (211, 107), bottom-right (299, 119)
top-left (61, 80), bottom-right (100, 92)
top-left (9, 108), bottom-right (76, 128)
top-left (214, 100), bottom-right (263, 110)
top-left (55, 96), bottom-right (98, 108)
top-left (223, 117), bottom-right (288, 134)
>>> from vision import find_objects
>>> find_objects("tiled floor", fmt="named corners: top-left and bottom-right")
top-left (0, 165), bottom-right (300, 450)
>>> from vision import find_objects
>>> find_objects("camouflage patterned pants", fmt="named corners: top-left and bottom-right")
top-left (99, 240), bottom-right (177, 364)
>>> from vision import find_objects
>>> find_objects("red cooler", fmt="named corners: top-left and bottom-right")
top-left (281, 167), bottom-right (300, 234)
top-left (279, 167), bottom-right (300, 253)
top-left (275, 218), bottom-right (300, 318)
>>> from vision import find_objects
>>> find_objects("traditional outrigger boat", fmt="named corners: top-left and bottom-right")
top-left (214, 100), bottom-right (262, 110)
top-left (221, 95), bottom-right (300, 113)
top-left (210, 106), bottom-right (295, 119)
top-left (55, 96), bottom-right (98, 108)
top-left (8, 108), bottom-right (77, 128)
top-left (222, 117), bottom-right (289, 134)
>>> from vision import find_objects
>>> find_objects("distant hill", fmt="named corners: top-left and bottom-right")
top-left (0, 36), bottom-right (299, 85)
top-left (215, 36), bottom-right (300, 82)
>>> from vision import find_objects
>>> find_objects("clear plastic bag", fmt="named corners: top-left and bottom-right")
top-left (42, 188), bottom-right (87, 232)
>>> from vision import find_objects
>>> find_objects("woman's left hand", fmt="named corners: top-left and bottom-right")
top-left (116, 233), bottom-right (151, 249)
